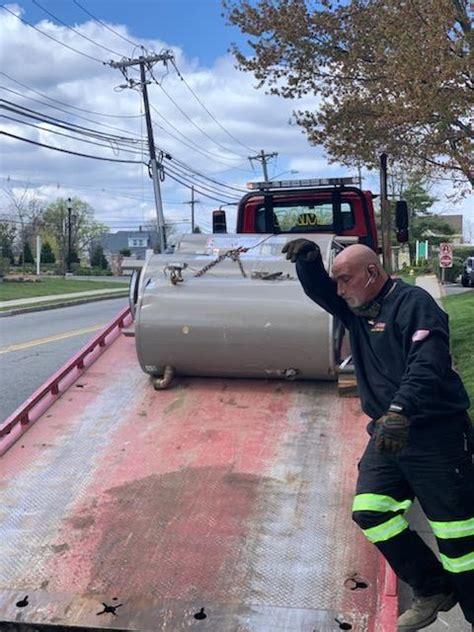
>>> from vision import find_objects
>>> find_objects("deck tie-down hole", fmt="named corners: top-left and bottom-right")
top-left (335, 619), bottom-right (352, 630)
top-left (194, 607), bottom-right (207, 620)
top-left (97, 602), bottom-right (123, 616)
top-left (16, 596), bottom-right (29, 608)
top-left (344, 574), bottom-right (368, 590)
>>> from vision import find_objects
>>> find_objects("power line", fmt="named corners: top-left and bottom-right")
top-left (1, 72), bottom-right (143, 119)
top-left (2, 130), bottom-right (145, 164)
top-left (164, 154), bottom-right (246, 195)
top-left (31, 0), bottom-right (132, 60)
top-left (163, 162), bottom-right (240, 201)
top-left (72, 0), bottom-right (140, 48)
top-left (171, 59), bottom-right (257, 154)
top-left (2, 114), bottom-right (144, 156)
top-left (3, 98), bottom-right (246, 195)
top-left (1, 86), bottom-right (146, 141)
top-left (1, 4), bottom-right (106, 64)
top-left (150, 103), bottom-right (245, 166)
top-left (1, 99), bottom-right (145, 147)
top-left (157, 82), bottom-right (248, 159)
top-left (163, 169), bottom-right (235, 204)
top-left (1, 175), bottom-right (177, 202)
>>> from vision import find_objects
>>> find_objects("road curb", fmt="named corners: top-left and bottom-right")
top-left (0, 292), bottom-right (128, 318)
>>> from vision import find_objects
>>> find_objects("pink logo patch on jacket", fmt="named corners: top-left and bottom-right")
top-left (412, 329), bottom-right (430, 342)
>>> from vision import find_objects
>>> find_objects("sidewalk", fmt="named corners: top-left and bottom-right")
top-left (0, 287), bottom-right (128, 316)
top-left (398, 275), bottom-right (471, 631)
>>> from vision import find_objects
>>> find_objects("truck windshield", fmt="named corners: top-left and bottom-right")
top-left (255, 200), bottom-right (354, 233)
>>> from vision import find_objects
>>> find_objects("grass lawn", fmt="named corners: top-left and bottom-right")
top-left (0, 278), bottom-right (128, 301)
top-left (442, 291), bottom-right (474, 417)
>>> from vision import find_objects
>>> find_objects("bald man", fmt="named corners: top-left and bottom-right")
top-left (282, 239), bottom-right (473, 631)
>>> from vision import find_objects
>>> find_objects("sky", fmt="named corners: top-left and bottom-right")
top-left (1, 0), bottom-right (472, 240)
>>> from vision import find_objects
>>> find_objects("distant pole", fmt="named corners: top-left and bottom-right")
top-left (184, 185), bottom-right (200, 233)
top-left (248, 149), bottom-right (278, 181)
top-left (67, 197), bottom-right (72, 274)
top-left (36, 234), bottom-right (41, 276)
top-left (379, 153), bottom-right (392, 274)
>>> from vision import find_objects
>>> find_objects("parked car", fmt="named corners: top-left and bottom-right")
top-left (461, 256), bottom-right (474, 287)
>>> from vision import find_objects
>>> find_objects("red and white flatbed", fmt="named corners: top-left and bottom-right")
top-left (0, 309), bottom-right (397, 631)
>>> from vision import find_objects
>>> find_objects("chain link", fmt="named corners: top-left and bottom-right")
top-left (193, 247), bottom-right (248, 278)
top-left (192, 234), bottom-right (277, 279)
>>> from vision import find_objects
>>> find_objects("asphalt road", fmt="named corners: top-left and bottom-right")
top-left (0, 297), bottom-right (127, 423)
top-left (443, 282), bottom-right (473, 296)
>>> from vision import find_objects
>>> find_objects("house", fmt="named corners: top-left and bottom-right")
top-left (100, 228), bottom-right (159, 259)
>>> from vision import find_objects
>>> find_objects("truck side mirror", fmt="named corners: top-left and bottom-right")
top-left (395, 200), bottom-right (409, 243)
top-left (212, 210), bottom-right (227, 233)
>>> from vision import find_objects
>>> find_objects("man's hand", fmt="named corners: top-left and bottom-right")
top-left (282, 239), bottom-right (321, 263)
top-left (374, 412), bottom-right (410, 454)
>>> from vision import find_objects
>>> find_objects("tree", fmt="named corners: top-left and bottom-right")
top-left (41, 198), bottom-right (107, 273)
top-left (0, 221), bottom-right (16, 264)
top-left (403, 177), bottom-right (438, 218)
top-left (41, 241), bottom-right (56, 264)
top-left (90, 244), bottom-right (108, 270)
top-left (3, 186), bottom-right (44, 272)
top-left (119, 247), bottom-right (131, 256)
top-left (225, 0), bottom-right (473, 186)
top-left (18, 241), bottom-right (34, 265)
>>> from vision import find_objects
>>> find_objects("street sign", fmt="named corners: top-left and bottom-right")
top-left (439, 242), bottom-right (453, 268)
top-left (440, 242), bottom-right (453, 255)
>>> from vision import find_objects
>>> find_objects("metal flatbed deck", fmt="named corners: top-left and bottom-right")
top-left (0, 322), bottom-right (396, 631)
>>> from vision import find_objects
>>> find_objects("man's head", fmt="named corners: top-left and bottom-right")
top-left (332, 244), bottom-right (388, 309)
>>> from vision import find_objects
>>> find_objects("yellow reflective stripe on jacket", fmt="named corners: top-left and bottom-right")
top-left (363, 514), bottom-right (409, 543)
top-left (352, 493), bottom-right (412, 514)
top-left (429, 517), bottom-right (474, 540)
top-left (440, 551), bottom-right (474, 574)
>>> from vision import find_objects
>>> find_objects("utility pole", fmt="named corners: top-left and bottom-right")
top-left (248, 149), bottom-right (278, 181)
top-left (379, 153), bottom-right (392, 274)
top-left (109, 51), bottom-right (174, 253)
top-left (183, 185), bottom-right (201, 233)
top-left (67, 197), bottom-right (72, 274)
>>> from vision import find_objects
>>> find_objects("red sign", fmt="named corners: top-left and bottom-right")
top-left (440, 242), bottom-right (453, 255)
top-left (440, 254), bottom-right (453, 268)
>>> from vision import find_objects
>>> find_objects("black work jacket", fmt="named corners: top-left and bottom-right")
top-left (296, 257), bottom-right (470, 429)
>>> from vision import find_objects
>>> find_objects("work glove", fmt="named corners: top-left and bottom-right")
top-left (374, 412), bottom-right (410, 454)
top-left (282, 239), bottom-right (321, 263)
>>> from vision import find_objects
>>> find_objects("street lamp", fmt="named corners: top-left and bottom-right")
top-left (271, 169), bottom-right (299, 179)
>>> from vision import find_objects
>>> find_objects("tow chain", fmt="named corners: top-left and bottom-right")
top-left (193, 247), bottom-right (249, 278)
top-left (192, 234), bottom-right (278, 279)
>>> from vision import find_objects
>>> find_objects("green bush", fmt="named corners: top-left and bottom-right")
top-left (453, 246), bottom-right (474, 260)
top-left (410, 261), bottom-right (435, 274)
top-left (440, 256), bottom-right (464, 283)
top-left (11, 263), bottom-right (36, 274)
top-left (74, 266), bottom-right (112, 276)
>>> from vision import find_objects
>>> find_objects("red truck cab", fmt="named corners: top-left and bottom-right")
top-left (214, 176), bottom-right (408, 252)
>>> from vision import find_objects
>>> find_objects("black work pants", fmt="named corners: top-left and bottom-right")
top-left (352, 420), bottom-right (474, 624)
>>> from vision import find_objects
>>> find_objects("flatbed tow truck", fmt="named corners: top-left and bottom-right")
top-left (0, 177), bottom-right (407, 631)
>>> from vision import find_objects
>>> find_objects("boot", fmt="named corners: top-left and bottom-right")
top-left (397, 592), bottom-right (457, 630)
